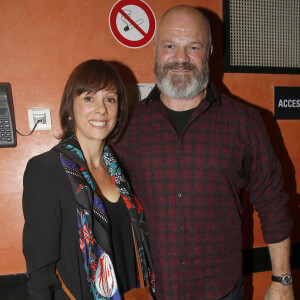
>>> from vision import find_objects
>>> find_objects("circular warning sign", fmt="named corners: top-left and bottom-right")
top-left (109, 0), bottom-right (156, 49)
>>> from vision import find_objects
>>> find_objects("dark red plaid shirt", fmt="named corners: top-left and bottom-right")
top-left (115, 84), bottom-right (293, 299)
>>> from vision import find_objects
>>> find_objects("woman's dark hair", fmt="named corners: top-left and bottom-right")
top-left (59, 59), bottom-right (128, 143)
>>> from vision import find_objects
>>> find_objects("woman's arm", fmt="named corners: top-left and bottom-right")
top-left (22, 155), bottom-right (62, 299)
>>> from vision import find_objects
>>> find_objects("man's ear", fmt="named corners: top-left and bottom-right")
top-left (210, 44), bottom-right (213, 56)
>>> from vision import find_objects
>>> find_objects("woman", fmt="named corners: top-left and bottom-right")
top-left (22, 59), bottom-right (155, 299)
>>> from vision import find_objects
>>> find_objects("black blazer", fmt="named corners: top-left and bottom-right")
top-left (23, 149), bottom-right (93, 300)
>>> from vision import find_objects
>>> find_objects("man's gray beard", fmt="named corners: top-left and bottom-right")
top-left (154, 60), bottom-right (210, 99)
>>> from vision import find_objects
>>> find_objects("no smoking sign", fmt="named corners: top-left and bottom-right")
top-left (109, 0), bottom-right (156, 48)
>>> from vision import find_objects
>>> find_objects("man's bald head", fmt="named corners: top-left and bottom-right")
top-left (155, 5), bottom-right (212, 52)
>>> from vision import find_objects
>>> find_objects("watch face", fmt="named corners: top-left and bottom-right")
top-left (282, 274), bottom-right (292, 286)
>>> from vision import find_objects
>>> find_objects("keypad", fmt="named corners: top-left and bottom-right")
top-left (0, 117), bottom-right (11, 142)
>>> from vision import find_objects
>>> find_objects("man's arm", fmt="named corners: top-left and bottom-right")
top-left (264, 237), bottom-right (294, 299)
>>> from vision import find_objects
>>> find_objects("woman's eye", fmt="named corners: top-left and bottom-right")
top-left (84, 96), bottom-right (94, 102)
top-left (106, 97), bottom-right (117, 103)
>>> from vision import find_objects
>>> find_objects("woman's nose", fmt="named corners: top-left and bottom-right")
top-left (94, 100), bottom-right (107, 115)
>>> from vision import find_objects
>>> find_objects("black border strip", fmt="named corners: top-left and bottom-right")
top-left (223, 0), bottom-right (300, 75)
top-left (243, 243), bottom-right (300, 275)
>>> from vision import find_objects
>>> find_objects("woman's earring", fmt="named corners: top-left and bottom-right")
top-left (68, 116), bottom-right (72, 121)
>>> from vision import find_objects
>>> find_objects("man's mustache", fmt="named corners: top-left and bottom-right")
top-left (162, 62), bottom-right (197, 72)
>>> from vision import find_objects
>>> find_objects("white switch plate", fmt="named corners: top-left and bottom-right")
top-left (125, 83), bottom-right (155, 106)
top-left (137, 83), bottom-right (155, 100)
top-left (28, 108), bottom-right (52, 130)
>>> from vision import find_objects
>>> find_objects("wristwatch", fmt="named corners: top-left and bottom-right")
top-left (271, 274), bottom-right (293, 286)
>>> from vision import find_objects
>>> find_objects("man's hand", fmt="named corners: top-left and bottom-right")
top-left (264, 282), bottom-right (294, 300)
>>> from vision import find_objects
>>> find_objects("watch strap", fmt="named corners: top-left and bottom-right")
top-left (272, 275), bottom-right (282, 282)
top-left (271, 274), bottom-right (292, 286)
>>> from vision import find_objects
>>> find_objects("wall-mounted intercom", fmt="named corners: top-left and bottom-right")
top-left (0, 83), bottom-right (16, 147)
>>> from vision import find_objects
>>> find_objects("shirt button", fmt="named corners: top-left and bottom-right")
top-left (180, 260), bottom-right (184, 265)
top-left (178, 224), bottom-right (183, 230)
top-left (177, 192), bottom-right (182, 197)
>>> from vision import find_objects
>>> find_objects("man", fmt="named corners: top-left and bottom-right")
top-left (115, 5), bottom-right (294, 300)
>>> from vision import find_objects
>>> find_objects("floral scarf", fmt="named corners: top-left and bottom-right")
top-left (53, 135), bottom-right (155, 299)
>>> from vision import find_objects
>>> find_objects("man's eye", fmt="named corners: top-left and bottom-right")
top-left (190, 46), bottom-right (200, 50)
top-left (166, 44), bottom-right (173, 49)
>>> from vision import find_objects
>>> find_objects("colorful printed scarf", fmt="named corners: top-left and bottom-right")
top-left (53, 136), bottom-right (155, 299)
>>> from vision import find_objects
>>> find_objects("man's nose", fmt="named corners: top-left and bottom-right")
top-left (173, 47), bottom-right (189, 63)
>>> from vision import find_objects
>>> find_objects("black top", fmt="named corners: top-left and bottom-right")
top-left (165, 106), bottom-right (196, 136)
top-left (104, 197), bottom-right (137, 294)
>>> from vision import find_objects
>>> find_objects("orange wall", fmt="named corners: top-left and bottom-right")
top-left (1, 0), bottom-right (299, 297)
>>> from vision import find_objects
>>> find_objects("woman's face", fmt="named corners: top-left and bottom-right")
top-left (73, 89), bottom-right (118, 145)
